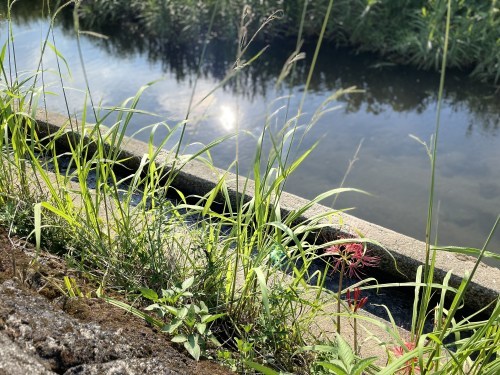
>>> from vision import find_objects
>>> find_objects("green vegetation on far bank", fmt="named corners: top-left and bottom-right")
top-left (72, 0), bottom-right (500, 84)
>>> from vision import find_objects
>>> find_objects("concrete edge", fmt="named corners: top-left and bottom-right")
top-left (34, 110), bottom-right (499, 313)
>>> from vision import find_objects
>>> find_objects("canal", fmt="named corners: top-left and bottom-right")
top-left (2, 3), bottom-right (499, 261)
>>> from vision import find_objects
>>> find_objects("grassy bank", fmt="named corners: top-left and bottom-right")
top-left (1, 0), bottom-right (500, 373)
top-left (69, 0), bottom-right (500, 84)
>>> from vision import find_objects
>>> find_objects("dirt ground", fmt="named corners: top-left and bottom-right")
top-left (0, 227), bottom-right (233, 375)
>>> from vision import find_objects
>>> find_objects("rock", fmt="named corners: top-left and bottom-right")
top-left (0, 280), bottom-right (213, 374)
top-left (0, 331), bottom-right (56, 375)
top-left (1, 280), bottom-right (141, 372)
top-left (63, 357), bottom-right (181, 374)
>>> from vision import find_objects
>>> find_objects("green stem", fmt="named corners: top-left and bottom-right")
top-left (337, 262), bottom-right (345, 334)
top-left (417, 0), bottom-right (451, 339)
top-left (353, 317), bottom-right (358, 355)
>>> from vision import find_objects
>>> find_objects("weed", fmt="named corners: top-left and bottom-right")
top-left (141, 277), bottom-right (225, 361)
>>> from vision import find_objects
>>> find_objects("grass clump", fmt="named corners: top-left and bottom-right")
top-left (1, 0), bottom-right (499, 374)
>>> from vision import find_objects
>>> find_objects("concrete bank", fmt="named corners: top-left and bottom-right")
top-left (34, 110), bottom-right (499, 313)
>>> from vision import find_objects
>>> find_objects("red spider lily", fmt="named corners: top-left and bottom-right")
top-left (327, 239), bottom-right (380, 336)
top-left (392, 341), bottom-right (420, 374)
top-left (324, 241), bottom-right (380, 278)
top-left (346, 287), bottom-right (368, 313)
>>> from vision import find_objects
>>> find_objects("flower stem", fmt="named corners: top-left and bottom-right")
top-left (353, 317), bottom-right (358, 355)
top-left (337, 262), bottom-right (345, 334)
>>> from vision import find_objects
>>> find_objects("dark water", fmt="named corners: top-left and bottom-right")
top-left (1, 6), bottom-right (499, 264)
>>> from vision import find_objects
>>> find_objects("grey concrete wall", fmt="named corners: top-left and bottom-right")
top-left (34, 110), bottom-right (499, 313)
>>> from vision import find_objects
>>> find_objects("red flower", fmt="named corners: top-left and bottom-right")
top-left (324, 241), bottom-right (380, 278)
top-left (346, 287), bottom-right (368, 312)
top-left (392, 341), bottom-right (420, 374)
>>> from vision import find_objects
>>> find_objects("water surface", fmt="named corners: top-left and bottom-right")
top-left (2, 6), bottom-right (499, 262)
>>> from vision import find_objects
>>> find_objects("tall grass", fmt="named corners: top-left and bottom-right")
top-left (1, 0), bottom-right (499, 374)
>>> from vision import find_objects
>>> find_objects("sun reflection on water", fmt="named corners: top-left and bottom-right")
top-left (219, 105), bottom-right (236, 130)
